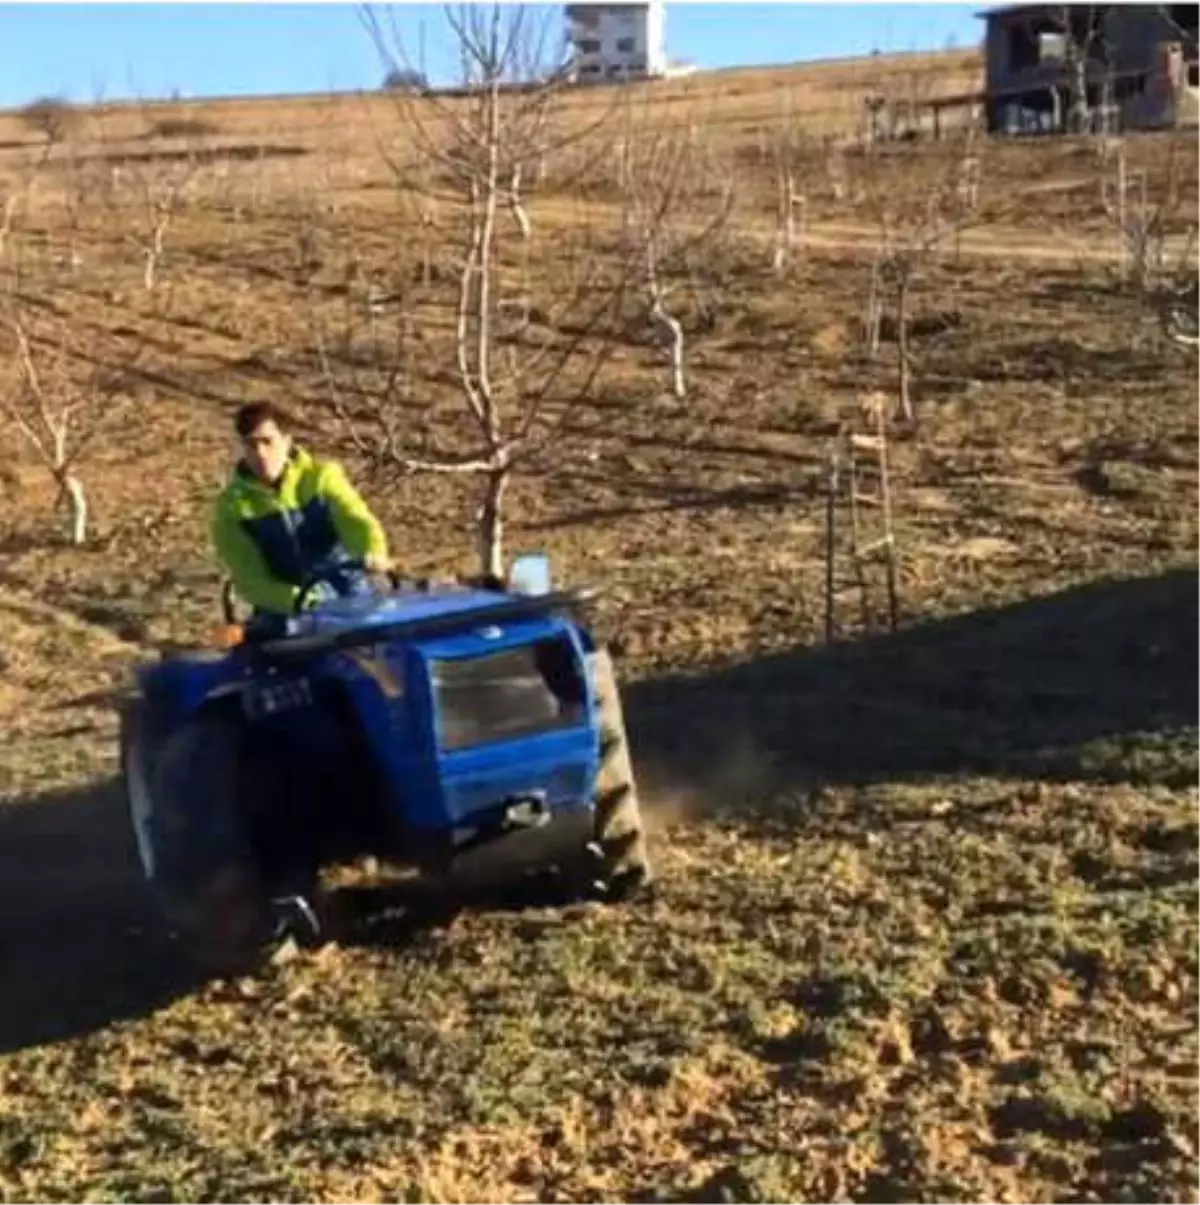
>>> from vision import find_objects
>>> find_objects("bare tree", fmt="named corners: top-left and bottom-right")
top-left (825, 136), bottom-right (849, 203)
top-left (616, 99), bottom-right (736, 400)
top-left (19, 97), bottom-right (78, 146)
top-left (1053, 5), bottom-right (1105, 134)
top-left (770, 94), bottom-right (810, 275)
top-left (124, 155), bottom-right (203, 292)
top-left (0, 138), bottom-right (56, 277)
top-left (97, 109), bottom-right (210, 293)
top-left (1101, 133), bottom-right (1193, 293)
top-left (0, 305), bottom-right (138, 544)
top-left (324, 3), bottom-right (627, 579)
top-left (1099, 131), bottom-right (1199, 348)
top-left (0, 105), bottom-right (140, 546)
top-left (857, 131), bottom-right (984, 424)
top-left (46, 132), bottom-right (106, 281)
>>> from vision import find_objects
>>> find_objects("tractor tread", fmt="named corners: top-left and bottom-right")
top-left (588, 649), bottom-right (652, 896)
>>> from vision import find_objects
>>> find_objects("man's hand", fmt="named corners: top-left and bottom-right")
top-left (364, 553), bottom-right (395, 575)
top-left (301, 581), bottom-right (338, 609)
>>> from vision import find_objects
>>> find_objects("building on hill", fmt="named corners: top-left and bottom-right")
top-left (565, 2), bottom-right (668, 83)
top-left (979, 3), bottom-right (1199, 132)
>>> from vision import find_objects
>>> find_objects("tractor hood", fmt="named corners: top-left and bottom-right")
top-left (286, 585), bottom-right (505, 640)
top-left (256, 585), bottom-right (597, 664)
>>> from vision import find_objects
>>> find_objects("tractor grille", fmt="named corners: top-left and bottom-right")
top-left (443, 761), bottom-right (591, 824)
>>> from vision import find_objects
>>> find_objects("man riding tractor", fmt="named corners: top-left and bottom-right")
top-left (212, 401), bottom-right (393, 638)
top-left (124, 402), bottom-right (649, 962)
top-left (208, 401), bottom-right (396, 939)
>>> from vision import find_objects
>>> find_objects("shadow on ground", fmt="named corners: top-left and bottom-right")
top-left (0, 780), bottom-right (203, 1055)
top-left (0, 790), bottom-right (582, 1054)
top-left (624, 566), bottom-right (1199, 801)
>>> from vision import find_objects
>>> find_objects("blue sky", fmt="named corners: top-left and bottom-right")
top-left (0, 3), bottom-right (983, 108)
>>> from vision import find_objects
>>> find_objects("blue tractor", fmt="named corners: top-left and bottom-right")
top-left (118, 556), bottom-right (650, 969)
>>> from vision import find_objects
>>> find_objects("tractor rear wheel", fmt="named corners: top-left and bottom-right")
top-left (587, 649), bottom-right (652, 900)
top-left (121, 701), bottom-right (273, 974)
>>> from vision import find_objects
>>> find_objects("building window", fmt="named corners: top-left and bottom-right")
top-left (576, 38), bottom-right (601, 54)
top-left (580, 64), bottom-right (601, 76)
top-left (1115, 72), bottom-right (1147, 100)
top-left (616, 36), bottom-right (636, 53)
top-left (1037, 30), bottom-right (1067, 62)
top-left (1007, 21), bottom-right (1066, 71)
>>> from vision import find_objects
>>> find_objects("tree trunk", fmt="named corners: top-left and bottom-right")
top-left (144, 223), bottom-right (166, 291)
top-left (772, 166), bottom-right (793, 274)
top-left (477, 466), bottom-right (508, 581)
top-left (1065, 12), bottom-right (1091, 136)
top-left (896, 272), bottom-right (914, 424)
top-left (421, 208), bottom-right (435, 287)
top-left (61, 474), bottom-right (87, 546)
top-left (864, 257), bottom-right (883, 360)
top-left (651, 294), bottom-right (685, 400)
top-left (827, 142), bottom-right (847, 201)
top-left (1070, 55), bottom-right (1089, 134)
top-left (646, 238), bottom-right (685, 400)
top-left (0, 194), bottom-right (16, 263)
top-left (509, 165), bottom-right (531, 240)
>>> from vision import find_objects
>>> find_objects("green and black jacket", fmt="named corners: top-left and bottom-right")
top-left (211, 446), bottom-right (388, 615)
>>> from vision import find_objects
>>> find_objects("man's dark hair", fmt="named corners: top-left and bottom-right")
top-left (234, 400), bottom-right (291, 438)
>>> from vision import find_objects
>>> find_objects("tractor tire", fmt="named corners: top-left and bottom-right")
top-left (120, 701), bottom-right (273, 975)
top-left (588, 649), bottom-right (652, 900)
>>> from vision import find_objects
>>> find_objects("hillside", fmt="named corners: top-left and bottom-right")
top-left (0, 47), bottom-right (985, 143)
top-left (0, 43), bottom-right (1197, 1204)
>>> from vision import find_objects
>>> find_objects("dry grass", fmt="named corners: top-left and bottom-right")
top-left (0, 48), bottom-right (1197, 1203)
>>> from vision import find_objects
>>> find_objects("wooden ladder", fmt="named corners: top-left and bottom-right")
top-left (823, 398), bottom-right (899, 643)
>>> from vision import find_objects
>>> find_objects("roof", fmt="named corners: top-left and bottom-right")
top-left (974, 3), bottom-right (1060, 20)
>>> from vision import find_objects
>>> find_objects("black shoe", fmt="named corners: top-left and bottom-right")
top-left (269, 892), bottom-right (323, 946)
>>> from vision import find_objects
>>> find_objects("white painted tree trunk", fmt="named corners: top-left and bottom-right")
top-left (651, 293), bottom-right (685, 400)
top-left (646, 237), bottom-right (685, 399)
top-left (62, 474), bottom-right (87, 545)
top-left (509, 165), bottom-right (531, 240)
top-left (144, 221), bottom-right (167, 291)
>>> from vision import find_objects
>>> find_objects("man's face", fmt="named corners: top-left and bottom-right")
top-left (242, 420), bottom-right (291, 484)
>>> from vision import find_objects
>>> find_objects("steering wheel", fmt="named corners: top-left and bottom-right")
top-left (292, 560), bottom-right (406, 614)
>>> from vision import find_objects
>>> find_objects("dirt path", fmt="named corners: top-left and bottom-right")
top-left (798, 220), bottom-right (1196, 266)
top-left (545, 196), bottom-right (1195, 267)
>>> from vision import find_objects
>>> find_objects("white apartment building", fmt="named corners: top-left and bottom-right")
top-left (565, 2), bottom-right (668, 82)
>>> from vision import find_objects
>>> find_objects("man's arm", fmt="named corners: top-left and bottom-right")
top-left (211, 501), bottom-right (300, 615)
top-left (320, 462), bottom-right (390, 565)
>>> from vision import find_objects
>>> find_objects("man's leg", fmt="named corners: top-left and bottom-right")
top-left (243, 609), bottom-right (290, 642)
top-left (239, 720), bottom-right (327, 943)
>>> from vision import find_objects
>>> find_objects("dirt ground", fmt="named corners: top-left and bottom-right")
top-left (0, 49), bottom-right (1197, 1203)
